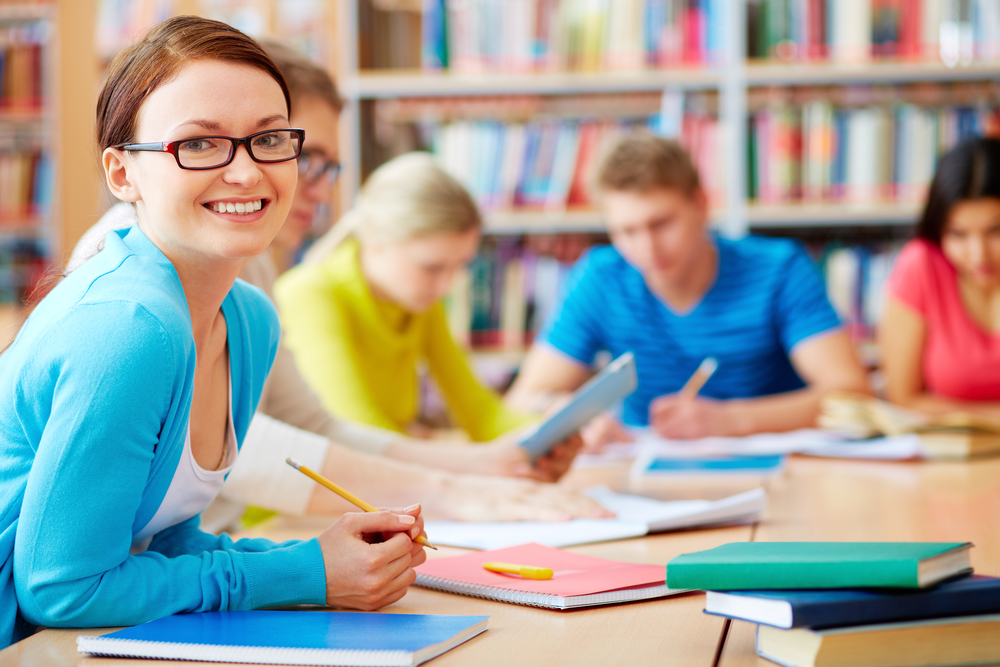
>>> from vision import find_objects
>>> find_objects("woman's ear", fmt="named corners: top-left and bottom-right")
top-left (103, 148), bottom-right (140, 202)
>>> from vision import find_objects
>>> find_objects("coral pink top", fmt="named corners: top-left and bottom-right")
top-left (887, 239), bottom-right (1000, 400)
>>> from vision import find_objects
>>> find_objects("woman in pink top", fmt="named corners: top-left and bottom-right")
top-left (880, 137), bottom-right (1000, 413)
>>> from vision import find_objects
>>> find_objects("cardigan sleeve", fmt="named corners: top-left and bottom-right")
top-left (13, 302), bottom-right (326, 631)
top-left (423, 303), bottom-right (537, 442)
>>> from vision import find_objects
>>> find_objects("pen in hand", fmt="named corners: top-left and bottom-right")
top-left (285, 457), bottom-right (438, 550)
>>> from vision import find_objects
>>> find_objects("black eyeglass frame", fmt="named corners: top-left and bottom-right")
top-left (297, 148), bottom-right (343, 186)
top-left (116, 128), bottom-right (306, 171)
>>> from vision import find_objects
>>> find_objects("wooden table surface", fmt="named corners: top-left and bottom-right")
top-left (4, 456), bottom-right (1000, 667)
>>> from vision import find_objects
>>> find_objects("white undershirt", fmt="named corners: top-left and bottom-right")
top-left (131, 376), bottom-right (238, 554)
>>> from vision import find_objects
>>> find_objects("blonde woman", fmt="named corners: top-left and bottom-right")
top-left (275, 153), bottom-right (537, 448)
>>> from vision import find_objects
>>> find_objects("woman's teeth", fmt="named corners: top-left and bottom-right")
top-left (208, 200), bottom-right (263, 214)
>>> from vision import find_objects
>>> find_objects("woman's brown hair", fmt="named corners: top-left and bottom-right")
top-left (96, 15), bottom-right (292, 153)
top-left (4, 16), bottom-right (291, 355)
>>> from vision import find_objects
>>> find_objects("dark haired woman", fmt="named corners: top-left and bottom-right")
top-left (0, 16), bottom-right (426, 649)
top-left (879, 137), bottom-right (1000, 414)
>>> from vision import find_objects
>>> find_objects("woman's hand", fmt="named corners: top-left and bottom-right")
top-left (437, 474), bottom-right (614, 521)
top-left (317, 504), bottom-right (427, 611)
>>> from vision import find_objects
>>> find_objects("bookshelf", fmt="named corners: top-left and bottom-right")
top-left (330, 0), bottom-right (1000, 360)
top-left (0, 0), bottom-right (57, 304)
top-left (336, 0), bottom-right (1000, 238)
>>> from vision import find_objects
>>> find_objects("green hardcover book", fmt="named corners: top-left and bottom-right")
top-left (666, 542), bottom-right (972, 590)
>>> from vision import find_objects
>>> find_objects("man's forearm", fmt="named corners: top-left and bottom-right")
top-left (725, 383), bottom-right (872, 436)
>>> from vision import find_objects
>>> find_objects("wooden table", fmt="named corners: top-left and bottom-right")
top-left (4, 456), bottom-right (1000, 667)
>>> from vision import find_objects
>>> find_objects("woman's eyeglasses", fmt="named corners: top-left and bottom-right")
top-left (298, 149), bottom-right (342, 186)
top-left (116, 129), bottom-right (305, 170)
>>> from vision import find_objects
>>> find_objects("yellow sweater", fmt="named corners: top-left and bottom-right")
top-left (274, 239), bottom-right (535, 441)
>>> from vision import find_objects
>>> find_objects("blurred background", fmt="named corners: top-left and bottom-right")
top-left (1, 0), bottom-right (997, 396)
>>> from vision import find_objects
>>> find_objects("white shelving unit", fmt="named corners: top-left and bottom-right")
top-left (335, 0), bottom-right (999, 237)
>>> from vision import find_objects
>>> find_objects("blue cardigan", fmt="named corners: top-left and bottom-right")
top-left (0, 227), bottom-right (326, 648)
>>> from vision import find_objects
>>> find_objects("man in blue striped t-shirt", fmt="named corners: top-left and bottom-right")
top-left (507, 133), bottom-right (871, 445)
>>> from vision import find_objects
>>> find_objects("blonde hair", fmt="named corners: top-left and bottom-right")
top-left (304, 152), bottom-right (481, 263)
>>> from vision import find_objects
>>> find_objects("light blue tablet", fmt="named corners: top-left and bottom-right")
top-left (518, 352), bottom-right (638, 461)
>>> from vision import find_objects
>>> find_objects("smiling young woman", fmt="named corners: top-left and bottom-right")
top-left (0, 16), bottom-right (427, 650)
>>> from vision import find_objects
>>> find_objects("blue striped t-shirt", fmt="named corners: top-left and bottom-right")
top-left (539, 235), bottom-right (842, 426)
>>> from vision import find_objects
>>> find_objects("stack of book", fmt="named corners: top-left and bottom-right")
top-left (819, 391), bottom-right (1000, 460)
top-left (421, 0), bottom-right (725, 73)
top-left (667, 542), bottom-right (1000, 667)
top-left (747, 0), bottom-right (1000, 64)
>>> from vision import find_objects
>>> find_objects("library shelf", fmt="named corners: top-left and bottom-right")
top-left (347, 68), bottom-right (723, 100)
top-left (746, 202), bottom-right (921, 228)
top-left (478, 204), bottom-right (915, 235)
top-left (745, 59), bottom-right (1000, 86)
top-left (483, 210), bottom-right (604, 235)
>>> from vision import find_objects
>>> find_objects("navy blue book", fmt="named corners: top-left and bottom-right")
top-left (704, 575), bottom-right (1000, 629)
top-left (77, 610), bottom-right (488, 666)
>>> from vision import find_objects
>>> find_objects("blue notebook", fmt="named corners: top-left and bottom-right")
top-left (705, 575), bottom-right (1000, 629)
top-left (77, 610), bottom-right (489, 666)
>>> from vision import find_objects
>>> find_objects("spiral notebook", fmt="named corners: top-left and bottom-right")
top-left (77, 610), bottom-right (488, 666)
top-left (415, 542), bottom-right (687, 610)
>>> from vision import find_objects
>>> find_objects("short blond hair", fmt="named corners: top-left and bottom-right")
top-left (596, 132), bottom-right (701, 196)
top-left (305, 152), bottom-right (481, 262)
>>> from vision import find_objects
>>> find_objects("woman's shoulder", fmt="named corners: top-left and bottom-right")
top-left (886, 238), bottom-right (952, 314)
top-left (893, 238), bottom-right (947, 271)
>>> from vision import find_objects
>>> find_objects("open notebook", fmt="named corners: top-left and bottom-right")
top-left (77, 610), bottom-right (488, 666)
top-left (423, 487), bottom-right (765, 550)
top-left (415, 542), bottom-right (686, 609)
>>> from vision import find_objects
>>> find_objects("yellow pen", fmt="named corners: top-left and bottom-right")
top-left (483, 562), bottom-right (554, 580)
top-left (285, 458), bottom-right (437, 550)
top-left (680, 357), bottom-right (718, 399)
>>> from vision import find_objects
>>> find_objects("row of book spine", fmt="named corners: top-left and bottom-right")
top-left (0, 21), bottom-right (45, 110)
top-left (748, 0), bottom-right (1000, 64)
top-left (0, 144), bottom-right (51, 221)
top-left (816, 242), bottom-right (902, 344)
top-left (425, 110), bottom-right (720, 212)
top-left (421, 0), bottom-right (724, 73)
top-left (445, 237), bottom-right (576, 350)
top-left (748, 90), bottom-right (1000, 204)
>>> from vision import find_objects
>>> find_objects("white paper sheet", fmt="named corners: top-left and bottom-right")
top-left (423, 487), bottom-right (767, 550)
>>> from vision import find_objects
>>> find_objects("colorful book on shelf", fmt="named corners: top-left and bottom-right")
top-left (423, 487), bottom-right (765, 551)
top-left (77, 610), bottom-right (488, 666)
top-left (666, 542), bottom-right (973, 590)
top-left (705, 575), bottom-right (1000, 629)
top-left (755, 614), bottom-right (1000, 667)
top-left (415, 542), bottom-right (684, 609)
